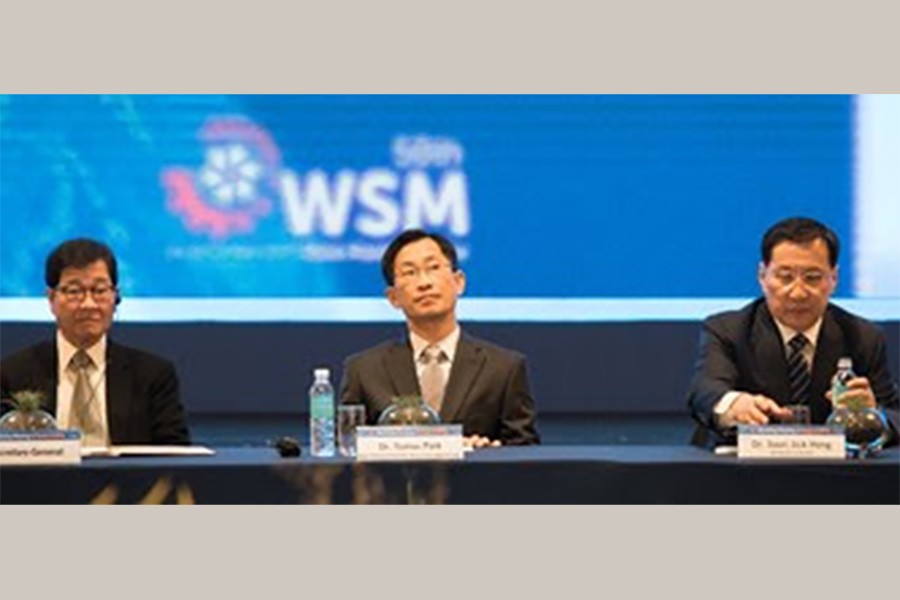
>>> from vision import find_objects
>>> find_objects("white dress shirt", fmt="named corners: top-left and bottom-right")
top-left (409, 326), bottom-right (460, 390)
top-left (56, 331), bottom-right (110, 447)
top-left (714, 318), bottom-right (822, 423)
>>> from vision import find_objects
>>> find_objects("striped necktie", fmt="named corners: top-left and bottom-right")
top-left (787, 334), bottom-right (811, 406)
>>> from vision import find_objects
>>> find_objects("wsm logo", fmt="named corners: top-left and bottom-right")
top-left (162, 116), bottom-right (471, 263)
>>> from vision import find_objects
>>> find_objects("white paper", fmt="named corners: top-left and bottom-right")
top-left (82, 445), bottom-right (215, 458)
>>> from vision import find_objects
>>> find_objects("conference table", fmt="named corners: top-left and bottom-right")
top-left (2, 445), bottom-right (897, 504)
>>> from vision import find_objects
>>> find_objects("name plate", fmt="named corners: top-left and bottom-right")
top-left (737, 425), bottom-right (846, 459)
top-left (356, 424), bottom-right (464, 462)
top-left (0, 430), bottom-right (82, 466)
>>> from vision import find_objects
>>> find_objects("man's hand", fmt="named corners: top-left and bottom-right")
top-left (464, 435), bottom-right (501, 449)
top-left (722, 393), bottom-right (792, 427)
top-left (826, 377), bottom-right (877, 408)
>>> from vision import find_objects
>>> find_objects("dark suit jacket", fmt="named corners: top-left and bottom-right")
top-left (339, 332), bottom-right (540, 445)
top-left (0, 339), bottom-right (191, 445)
top-left (687, 298), bottom-right (900, 448)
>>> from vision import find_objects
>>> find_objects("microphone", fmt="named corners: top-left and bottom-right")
top-left (274, 436), bottom-right (302, 457)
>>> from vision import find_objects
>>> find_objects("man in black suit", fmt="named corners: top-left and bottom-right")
top-left (0, 238), bottom-right (190, 445)
top-left (687, 217), bottom-right (899, 448)
top-left (339, 230), bottom-right (540, 447)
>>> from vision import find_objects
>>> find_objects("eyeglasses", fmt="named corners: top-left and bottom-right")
top-left (394, 262), bottom-right (453, 284)
top-left (55, 284), bottom-right (117, 303)
top-left (767, 267), bottom-right (830, 288)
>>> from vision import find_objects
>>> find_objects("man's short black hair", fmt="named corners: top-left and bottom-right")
top-left (380, 229), bottom-right (459, 286)
top-left (761, 217), bottom-right (840, 267)
top-left (45, 238), bottom-right (119, 288)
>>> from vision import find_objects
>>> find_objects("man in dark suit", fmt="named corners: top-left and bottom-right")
top-left (687, 217), bottom-right (899, 448)
top-left (0, 238), bottom-right (190, 445)
top-left (339, 230), bottom-right (540, 446)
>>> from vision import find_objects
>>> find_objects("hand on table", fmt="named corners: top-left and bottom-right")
top-left (722, 393), bottom-right (792, 427)
top-left (464, 435), bottom-right (501, 449)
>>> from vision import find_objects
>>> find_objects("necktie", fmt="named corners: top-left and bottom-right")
top-left (420, 345), bottom-right (448, 413)
top-left (787, 334), bottom-right (811, 406)
top-left (70, 350), bottom-right (102, 445)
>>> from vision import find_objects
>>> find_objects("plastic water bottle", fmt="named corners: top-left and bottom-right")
top-left (830, 357), bottom-right (856, 405)
top-left (309, 368), bottom-right (335, 457)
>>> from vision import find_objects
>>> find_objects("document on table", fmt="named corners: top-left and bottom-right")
top-left (82, 445), bottom-right (215, 458)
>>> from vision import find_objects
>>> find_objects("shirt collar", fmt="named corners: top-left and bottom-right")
top-left (772, 317), bottom-right (822, 350)
top-left (409, 326), bottom-right (460, 363)
top-left (57, 330), bottom-right (107, 370)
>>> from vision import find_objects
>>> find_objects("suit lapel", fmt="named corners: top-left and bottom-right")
top-left (753, 304), bottom-right (791, 405)
top-left (383, 337), bottom-right (420, 398)
top-left (36, 342), bottom-right (59, 414)
top-left (440, 334), bottom-right (485, 422)
top-left (105, 342), bottom-right (130, 444)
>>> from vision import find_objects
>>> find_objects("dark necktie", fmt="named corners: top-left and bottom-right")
top-left (787, 334), bottom-right (811, 405)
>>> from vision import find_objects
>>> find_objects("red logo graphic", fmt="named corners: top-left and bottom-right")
top-left (162, 117), bottom-right (280, 239)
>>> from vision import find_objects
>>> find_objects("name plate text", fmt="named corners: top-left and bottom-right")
top-left (356, 425), bottom-right (464, 462)
top-left (0, 430), bottom-right (82, 466)
top-left (737, 425), bottom-right (845, 459)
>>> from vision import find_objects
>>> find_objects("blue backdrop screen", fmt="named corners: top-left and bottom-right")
top-left (1, 95), bottom-right (855, 299)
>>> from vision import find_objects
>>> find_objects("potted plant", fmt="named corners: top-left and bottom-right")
top-left (0, 390), bottom-right (57, 432)
top-left (376, 394), bottom-right (441, 426)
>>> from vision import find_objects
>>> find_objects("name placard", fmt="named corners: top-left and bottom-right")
top-left (0, 430), bottom-right (83, 466)
top-left (356, 424), bottom-right (464, 462)
top-left (737, 425), bottom-right (846, 460)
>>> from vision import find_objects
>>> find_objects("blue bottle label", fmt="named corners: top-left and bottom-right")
top-left (311, 393), bottom-right (335, 418)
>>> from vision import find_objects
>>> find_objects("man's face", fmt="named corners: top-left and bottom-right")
top-left (759, 238), bottom-right (837, 332)
top-left (47, 260), bottom-right (117, 348)
top-left (386, 238), bottom-right (465, 324)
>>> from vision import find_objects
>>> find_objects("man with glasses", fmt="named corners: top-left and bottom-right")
top-left (1, 238), bottom-right (190, 446)
top-left (339, 229), bottom-right (540, 447)
top-left (687, 217), bottom-right (899, 447)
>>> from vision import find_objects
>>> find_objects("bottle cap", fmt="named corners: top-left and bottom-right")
top-left (314, 368), bottom-right (330, 379)
top-left (837, 357), bottom-right (853, 370)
